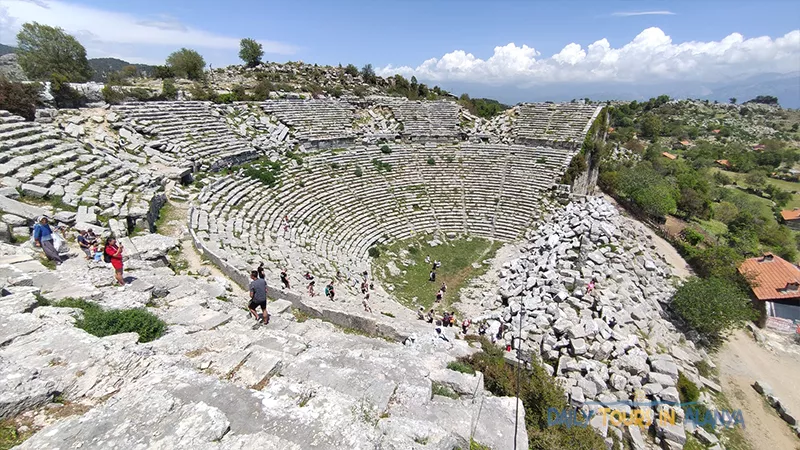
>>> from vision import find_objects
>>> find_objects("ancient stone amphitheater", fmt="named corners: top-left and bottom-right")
top-left (127, 99), bottom-right (600, 286)
top-left (0, 97), bottom-right (626, 449)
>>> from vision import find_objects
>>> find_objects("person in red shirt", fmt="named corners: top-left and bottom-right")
top-left (104, 237), bottom-right (125, 286)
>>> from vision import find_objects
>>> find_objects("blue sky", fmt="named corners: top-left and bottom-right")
top-left (2, 0), bottom-right (799, 102)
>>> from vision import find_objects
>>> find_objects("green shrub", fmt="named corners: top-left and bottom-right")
top-left (368, 247), bottom-right (380, 258)
top-left (354, 167), bottom-right (363, 177)
top-left (50, 73), bottom-right (85, 108)
top-left (51, 298), bottom-right (166, 343)
top-left (127, 87), bottom-right (153, 101)
top-left (101, 84), bottom-right (124, 104)
top-left (16, 22), bottom-right (92, 81)
top-left (677, 372), bottom-right (700, 403)
top-left (380, 145), bottom-right (392, 154)
top-left (380, 311), bottom-right (395, 318)
top-left (462, 338), bottom-right (605, 450)
top-left (330, 162), bottom-right (340, 169)
top-left (683, 228), bottom-right (704, 246)
top-left (161, 78), bottom-right (178, 100)
top-left (426, 157), bottom-right (436, 166)
top-left (152, 65), bottom-right (174, 79)
top-left (252, 79), bottom-right (274, 101)
top-left (0, 77), bottom-right (41, 120)
top-left (446, 360), bottom-right (475, 375)
top-left (242, 158), bottom-right (282, 186)
top-left (671, 277), bottom-right (756, 344)
top-left (371, 158), bottom-right (392, 172)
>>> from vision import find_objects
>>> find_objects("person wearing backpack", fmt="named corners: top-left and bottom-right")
top-left (104, 236), bottom-right (125, 286)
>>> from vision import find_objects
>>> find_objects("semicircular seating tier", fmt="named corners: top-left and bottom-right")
top-left (260, 99), bottom-right (357, 149)
top-left (0, 110), bottom-right (163, 226)
top-left (190, 142), bottom-right (573, 276)
top-left (513, 103), bottom-right (602, 149)
top-left (111, 101), bottom-right (262, 171)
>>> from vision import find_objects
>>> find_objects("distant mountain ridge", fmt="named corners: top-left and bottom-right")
top-left (88, 58), bottom-right (156, 82)
top-left (0, 44), bottom-right (17, 56)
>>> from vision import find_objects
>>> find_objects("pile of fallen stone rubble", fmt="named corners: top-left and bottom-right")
top-left (467, 196), bottom-right (726, 450)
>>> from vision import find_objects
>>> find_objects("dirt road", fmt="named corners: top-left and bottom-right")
top-left (717, 329), bottom-right (800, 450)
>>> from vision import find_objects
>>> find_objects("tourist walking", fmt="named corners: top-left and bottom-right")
top-left (362, 292), bottom-right (372, 313)
top-left (280, 268), bottom-right (290, 289)
top-left (429, 270), bottom-right (436, 282)
top-left (307, 280), bottom-right (316, 297)
top-left (425, 309), bottom-right (434, 323)
top-left (435, 290), bottom-right (443, 303)
top-left (461, 318), bottom-right (471, 334)
top-left (417, 307), bottom-right (425, 320)
top-left (440, 281), bottom-right (447, 293)
top-left (248, 270), bottom-right (269, 324)
top-left (33, 216), bottom-right (63, 265)
top-left (103, 236), bottom-right (125, 286)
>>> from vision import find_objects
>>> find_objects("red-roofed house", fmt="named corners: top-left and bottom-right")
top-left (780, 209), bottom-right (800, 230)
top-left (662, 152), bottom-right (677, 160)
top-left (752, 144), bottom-right (766, 151)
top-left (715, 159), bottom-right (731, 168)
top-left (738, 253), bottom-right (800, 330)
top-left (712, 129), bottom-right (721, 134)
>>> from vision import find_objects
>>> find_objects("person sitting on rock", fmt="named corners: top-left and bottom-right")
top-left (104, 236), bottom-right (125, 286)
top-left (449, 312), bottom-right (457, 327)
top-left (417, 307), bottom-right (425, 320)
top-left (33, 216), bottom-right (63, 265)
top-left (435, 290), bottom-right (443, 303)
top-left (442, 311), bottom-right (451, 327)
top-left (478, 322), bottom-right (487, 336)
top-left (85, 229), bottom-right (97, 245)
top-left (77, 230), bottom-right (92, 260)
top-left (335, 269), bottom-right (342, 281)
top-left (248, 270), bottom-right (269, 325)
top-left (425, 309), bottom-right (434, 323)
top-left (586, 277), bottom-right (597, 294)
top-left (304, 271), bottom-right (314, 281)
top-left (307, 280), bottom-right (316, 297)
top-left (280, 268), bottom-right (290, 289)
top-left (496, 323), bottom-right (505, 340)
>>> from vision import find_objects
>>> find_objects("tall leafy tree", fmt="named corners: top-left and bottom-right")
top-left (16, 22), bottom-right (92, 81)
top-left (239, 38), bottom-right (264, 67)
top-left (166, 48), bottom-right (206, 80)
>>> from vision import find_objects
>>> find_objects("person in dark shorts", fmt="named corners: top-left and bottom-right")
top-left (248, 270), bottom-right (268, 324)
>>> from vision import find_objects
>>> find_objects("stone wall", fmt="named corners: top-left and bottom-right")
top-left (569, 108), bottom-right (608, 196)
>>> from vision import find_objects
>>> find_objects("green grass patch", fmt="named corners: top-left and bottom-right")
top-left (711, 390), bottom-right (753, 450)
top-left (712, 167), bottom-right (800, 208)
top-left (42, 297), bottom-right (166, 343)
top-left (446, 360), bottom-right (476, 375)
top-left (291, 308), bottom-right (310, 323)
top-left (469, 439), bottom-right (492, 450)
top-left (167, 248), bottom-right (189, 273)
top-left (431, 382), bottom-right (459, 399)
top-left (694, 219), bottom-right (728, 237)
top-left (380, 311), bottom-right (395, 318)
top-left (372, 235), bottom-right (500, 309)
top-left (0, 419), bottom-right (33, 450)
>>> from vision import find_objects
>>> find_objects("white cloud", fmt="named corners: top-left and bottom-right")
top-left (612, 11), bottom-right (676, 17)
top-left (0, 0), bottom-right (296, 64)
top-left (377, 28), bottom-right (800, 86)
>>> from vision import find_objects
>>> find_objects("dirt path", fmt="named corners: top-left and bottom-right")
top-left (717, 329), bottom-right (800, 450)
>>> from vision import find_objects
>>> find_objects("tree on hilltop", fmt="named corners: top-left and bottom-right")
top-left (729, 97), bottom-right (737, 104)
top-left (239, 38), bottom-right (264, 67)
top-left (344, 64), bottom-right (359, 77)
top-left (16, 22), bottom-right (92, 81)
top-left (166, 48), bottom-right (206, 80)
top-left (361, 63), bottom-right (377, 84)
